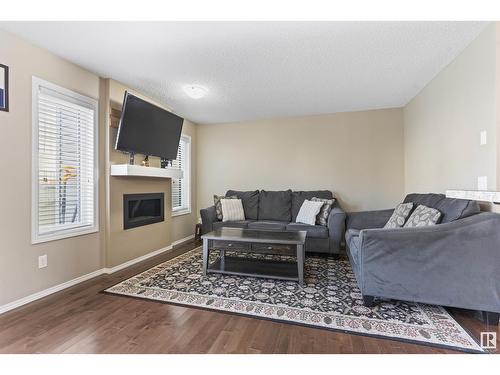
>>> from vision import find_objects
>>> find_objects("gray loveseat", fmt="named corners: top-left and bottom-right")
top-left (345, 193), bottom-right (500, 324)
top-left (200, 190), bottom-right (346, 255)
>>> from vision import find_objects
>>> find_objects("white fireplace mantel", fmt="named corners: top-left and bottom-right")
top-left (110, 164), bottom-right (183, 179)
top-left (446, 190), bottom-right (500, 203)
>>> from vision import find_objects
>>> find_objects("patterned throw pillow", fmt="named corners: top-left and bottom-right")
top-left (311, 197), bottom-right (335, 226)
top-left (384, 202), bottom-right (414, 229)
top-left (296, 200), bottom-right (325, 225)
top-left (403, 205), bottom-right (442, 228)
top-left (221, 199), bottom-right (245, 222)
top-left (214, 194), bottom-right (237, 220)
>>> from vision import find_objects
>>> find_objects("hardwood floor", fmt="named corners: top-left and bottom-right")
top-left (0, 240), bottom-right (498, 354)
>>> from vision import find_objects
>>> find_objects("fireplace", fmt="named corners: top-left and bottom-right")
top-left (123, 193), bottom-right (164, 230)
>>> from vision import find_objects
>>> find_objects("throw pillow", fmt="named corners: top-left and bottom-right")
top-left (384, 202), bottom-right (414, 229)
top-left (403, 205), bottom-right (442, 228)
top-left (214, 194), bottom-right (237, 220)
top-left (295, 200), bottom-right (325, 226)
top-left (221, 198), bottom-right (245, 222)
top-left (311, 197), bottom-right (335, 226)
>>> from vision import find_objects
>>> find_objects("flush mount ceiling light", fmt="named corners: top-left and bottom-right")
top-left (183, 84), bottom-right (208, 99)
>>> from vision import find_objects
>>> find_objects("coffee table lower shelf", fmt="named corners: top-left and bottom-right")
top-left (207, 256), bottom-right (300, 282)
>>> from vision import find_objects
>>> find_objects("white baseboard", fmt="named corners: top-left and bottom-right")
top-left (102, 245), bottom-right (174, 274)
top-left (171, 234), bottom-right (195, 248)
top-left (0, 269), bottom-right (105, 315)
top-left (102, 234), bottom-right (194, 274)
top-left (0, 234), bottom-right (196, 315)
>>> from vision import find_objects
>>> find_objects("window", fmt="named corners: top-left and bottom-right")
top-left (32, 77), bottom-right (98, 243)
top-left (171, 134), bottom-right (191, 216)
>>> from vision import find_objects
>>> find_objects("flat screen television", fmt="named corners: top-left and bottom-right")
top-left (115, 91), bottom-right (184, 160)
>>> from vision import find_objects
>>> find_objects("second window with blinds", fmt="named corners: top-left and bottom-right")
top-left (171, 134), bottom-right (191, 216)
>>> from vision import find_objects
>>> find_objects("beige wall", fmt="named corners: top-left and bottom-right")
top-left (404, 24), bottom-right (497, 194)
top-left (197, 109), bottom-right (404, 212)
top-left (105, 80), bottom-right (197, 268)
top-left (0, 30), bottom-right (104, 305)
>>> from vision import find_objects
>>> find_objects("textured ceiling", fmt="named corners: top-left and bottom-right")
top-left (0, 21), bottom-right (488, 124)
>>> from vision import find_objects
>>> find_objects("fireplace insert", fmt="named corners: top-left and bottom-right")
top-left (123, 193), bottom-right (164, 229)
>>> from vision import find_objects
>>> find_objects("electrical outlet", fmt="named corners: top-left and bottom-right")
top-left (38, 254), bottom-right (47, 269)
top-left (480, 130), bottom-right (487, 145)
top-left (478, 176), bottom-right (488, 191)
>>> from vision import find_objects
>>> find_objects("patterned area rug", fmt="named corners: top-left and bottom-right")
top-left (105, 247), bottom-right (483, 353)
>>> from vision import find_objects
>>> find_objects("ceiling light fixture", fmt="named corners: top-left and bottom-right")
top-left (183, 84), bottom-right (208, 99)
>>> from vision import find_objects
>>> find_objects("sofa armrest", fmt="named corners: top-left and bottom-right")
top-left (200, 205), bottom-right (218, 235)
top-left (358, 212), bottom-right (500, 312)
top-left (327, 201), bottom-right (346, 253)
top-left (346, 208), bottom-right (394, 230)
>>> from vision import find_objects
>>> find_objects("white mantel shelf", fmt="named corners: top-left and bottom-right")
top-left (110, 164), bottom-right (183, 179)
top-left (446, 190), bottom-right (500, 203)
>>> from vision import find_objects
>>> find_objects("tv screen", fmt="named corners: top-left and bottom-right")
top-left (115, 92), bottom-right (184, 160)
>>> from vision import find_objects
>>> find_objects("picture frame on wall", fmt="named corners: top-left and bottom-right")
top-left (0, 64), bottom-right (9, 112)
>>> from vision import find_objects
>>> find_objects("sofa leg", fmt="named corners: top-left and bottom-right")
top-left (481, 311), bottom-right (500, 326)
top-left (363, 295), bottom-right (377, 308)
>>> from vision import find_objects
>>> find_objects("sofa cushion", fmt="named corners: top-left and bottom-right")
top-left (291, 190), bottom-right (333, 222)
top-left (286, 223), bottom-right (329, 239)
top-left (226, 190), bottom-right (260, 220)
top-left (221, 199), bottom-right (245, 222)
top-left (403, 205), bottom-right (441, 227)
top-left (248, 220), bottom-right (288, 230)
top-left (384, 202), bottom-right (414, 228)
top-left (295, 200), bottom-right (325, 225)
top-left (258, 190), bottom-right (292, 221)
top-left (214, 194), bottom-right (237, 220)
top-left (311, 197), bottom-right (335, 226)
top-left (403, 193), bottom-right (445, 208)
top-left (213, 220), bottom-right (255, 230)
top-left (403, 193), bottom-right (480, 224)
top-left (435, 198), bottom-right (480, 223)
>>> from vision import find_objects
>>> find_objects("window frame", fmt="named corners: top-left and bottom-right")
top-left (31, 76), bottom-right (99, 244)
top-left (171, 134), bottom-right (191, 217)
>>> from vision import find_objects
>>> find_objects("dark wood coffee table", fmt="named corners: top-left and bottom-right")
top-left (201, 227), bottom-right (307, 284)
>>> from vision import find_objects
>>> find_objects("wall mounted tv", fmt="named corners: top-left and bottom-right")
top-left (115, 91), bottom-right (184, 160)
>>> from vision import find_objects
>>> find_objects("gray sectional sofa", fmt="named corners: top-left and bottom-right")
top-left (345, 193), bottom-right (500, 323)
top-left (200, 190), bottom-right (346, 255)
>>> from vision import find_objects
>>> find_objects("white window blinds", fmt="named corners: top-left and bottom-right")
top-left (32, 78), bottom-right (98, 243)
top-left (171, 135), bottom-right (190, 214)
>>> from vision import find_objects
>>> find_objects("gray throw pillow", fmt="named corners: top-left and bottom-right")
top-left (311, 197), bottom-right (335, 226)
top-left (384, 202), bottom-right (414, 229)
top-left (214, 194), bottom-right (237, 220)
top-left (403, 205), bottom-right (442, 228)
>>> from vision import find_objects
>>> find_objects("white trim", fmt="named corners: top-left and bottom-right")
top-left (0, 269), bottom-right (104, 315)
top-left (102, 234), bottom-right (195, 273)
top-left (446, 189), bottom-right (500, 203)
top-left (0, 235), bottom-right (195, 315)
top-left (171, 234), bottom-right (195, 247)
top-left (31, 76), bottom-right (99, 244)
top-left (102, 245), bottom-right (174, 274)
top-left (31, 227), bottom-right (99, 245)
top-left (171, 208), bottom-right (192, 217)
top-left (110, 164), bottom-right (183, 179)
top-left (171, 134), bottom-right (191, 213)
top-left (183, 134), bottom-right (191, 213)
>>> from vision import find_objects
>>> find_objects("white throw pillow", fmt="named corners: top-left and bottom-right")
top-left (221, 198), bottom-right (245, 222)
top-left (296, 200), bottom-right (325, 225)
